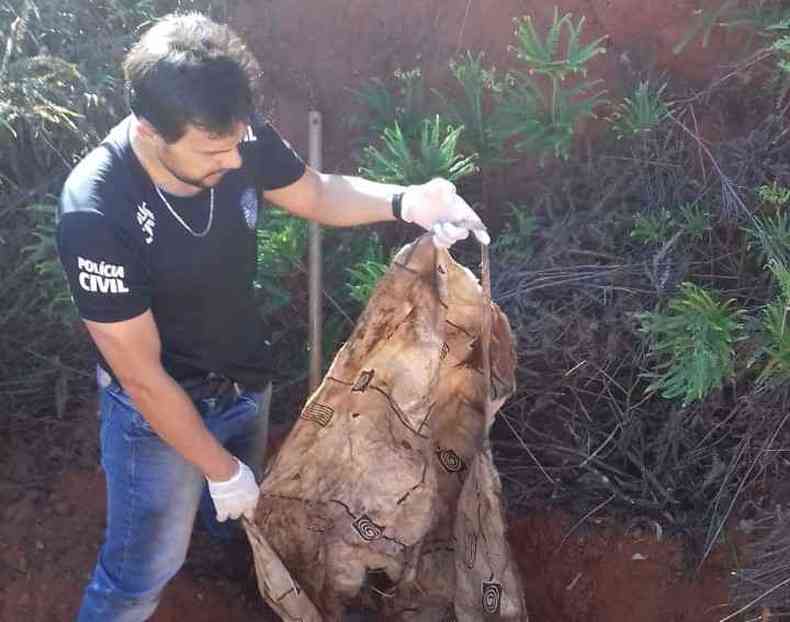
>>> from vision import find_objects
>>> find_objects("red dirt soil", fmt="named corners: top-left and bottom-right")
top-left (0, 406), bottom-right (735, 622)
top-left (234, 0), bottom-right (746, 171)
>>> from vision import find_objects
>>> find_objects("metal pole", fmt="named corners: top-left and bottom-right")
top-left (308, 111), bottom-right (323, 392)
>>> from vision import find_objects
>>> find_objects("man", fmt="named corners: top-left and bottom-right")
top-left (56, 12), bottom-right (487, 622)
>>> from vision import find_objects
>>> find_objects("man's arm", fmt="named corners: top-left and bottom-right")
top-left (264, 167), bottom-right (489, 248)
top-left (85, 310), bottom-right (238, 482)
top-left (263, 166), bottom-right (399, 227)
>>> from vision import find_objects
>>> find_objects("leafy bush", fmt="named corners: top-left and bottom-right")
top-left (756, 260), bottom-right (790, 385)
top-left (255, 206), bottom-right (308, 317)
top-left (346, 236), bottom-right (389, 306)
top-left (638, 283), bottom-right (744, 405)
top-left (610, 81), bottom-right (672, 140)
top-left (358, 115), bottom-right (477, 185)
top-left (630, 209), bottom-right (675, 244)
top-left (496, 8), bottom-right (608, 163)
top-left (349, 67), bottom-right (430, 141)
top-left (510, 8), bottom-right (607, 78)
top-left (491, 202), bottom-right (537, 263)
top-left (745, 211), bottom-right (790, 267)
top-left (678, 202), bottom-right (711, 241)
top-left (630, 203), bottom-right (711, 245)
top-left (674, 2), bottom-right (790, 103)
top-left (20, 202), bottom-right (76, 317)
top-left (437, 51), bottom-right (511, 171)
top-left (757, 181), bottom-right (790, 208)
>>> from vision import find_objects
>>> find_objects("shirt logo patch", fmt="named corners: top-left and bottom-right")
top-left (137, 201), bottom-right (155, 244)
top-left (77, 257), bottom-right (129, 294)
top-left (240, 187), bottom-right (258, 229)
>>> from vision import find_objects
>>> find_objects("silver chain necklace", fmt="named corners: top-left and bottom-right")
top-left (155, 185), bottom-right (214, 237)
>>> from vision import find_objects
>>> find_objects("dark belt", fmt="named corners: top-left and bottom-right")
top-left (181, 372), bottom-right (241, 406)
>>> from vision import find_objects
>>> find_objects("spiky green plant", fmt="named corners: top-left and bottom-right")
top-left (346, 237), bottom-right (389, 306)
top-left (673, 2), bottom-right (790, 101)
top-left (358, 115), bottom-right (477, 185)
top-left (638, 283), bottom-right (744, 405)
top-left (0, 54), bottom-right (87, 183)
top-left (672, 0), bottom-right (739, 55)
top-left (349, 67), bottom-right (429, 140)
top-left (631, 209), bottom-right (674, 244)
top-left (496, 8), bottom-right (608, 162)
top-left (758, 261), bottom-right (790, 384)
top-left (497, 76), bottom-right (605, 163)
top-left (744, 212), bottom-right (790, 266)
top-left (610, 81), bottom-right (672, 140)
top-left (255, 207), bottom-right (308, 316)
top-left (670, 1), bottom-right (790, 54)
top-left (678, 202), bottom-right (711, 241)
top-left (492, 202), bottom-right (537, 263)
top-left (510, 8), bottom-right (608, 79)
top-left (19, 202), bottom-right (75, 318)
top-left (348, 78), bottom-right (397, 138)
top-left (757, 181), bottom-right (790, 207)
top-left (436, 51), bottom-right (511, 170)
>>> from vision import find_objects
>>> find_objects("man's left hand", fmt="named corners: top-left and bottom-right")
top-left (400, 178), bottom-right (490, 248)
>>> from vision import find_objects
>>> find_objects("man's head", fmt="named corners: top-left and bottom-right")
top-left (124, 12), bottom-right (258, 144)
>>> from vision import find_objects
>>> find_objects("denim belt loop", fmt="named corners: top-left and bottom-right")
top-left (97, 365), bottom-right (113, 390)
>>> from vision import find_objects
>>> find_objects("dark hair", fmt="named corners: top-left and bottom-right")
top-left (123, 13), bottom-right (259, 142)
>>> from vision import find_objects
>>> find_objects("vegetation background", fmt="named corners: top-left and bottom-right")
top-left (5, 0), bottom-right (790, 618)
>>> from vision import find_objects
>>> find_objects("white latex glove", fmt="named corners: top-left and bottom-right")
top-left (401, 178), bottom-right (491, 248)
top-left (206, 458), bottom-right (260, 522)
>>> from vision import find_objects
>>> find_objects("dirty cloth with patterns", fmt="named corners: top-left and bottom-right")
top-left (244, 235), bottom-right (528, 621)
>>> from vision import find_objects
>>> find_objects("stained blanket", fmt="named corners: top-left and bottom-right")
top-left (244, 235), bottom-right (528, 621)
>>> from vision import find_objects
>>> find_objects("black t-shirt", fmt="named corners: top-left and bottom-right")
top-left (57, 115), bottom-right (306, 388)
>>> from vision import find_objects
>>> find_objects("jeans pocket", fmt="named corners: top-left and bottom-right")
top-left (104, 385), bottom-right (157, 436)
top-left (127, 408), bottom-right (156, 435)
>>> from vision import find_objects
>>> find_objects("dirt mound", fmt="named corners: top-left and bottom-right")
top-left (0, 405), bottom-right (736, 622)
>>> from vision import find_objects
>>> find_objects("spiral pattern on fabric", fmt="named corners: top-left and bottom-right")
top-left (352, 514), bottom-right (384, 541)
top-left (482, 582), bottom-right (502, 614)
top-left (438, 449), bottom-right (465, 473)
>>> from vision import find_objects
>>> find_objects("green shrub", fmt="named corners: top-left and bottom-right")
top-left (610, 81), bottom-right (672, 140)
top-left (630, 203), bottom-right (711, 246)
top-left (358, 115), bottom-right (477, 185)
top-left (496, 8), bottom-right (608, 163)
top-left (757, 260), bottom-right (790, 385)
top-left (346, 236), bottom-right (389, 306)
top-left (492, 202), bottom-right (537, 263)
top-left (745, 211), bottom-right (790, 266)
top-left (255, 206), bottom-right (308, 316)
top-left (674, 2), bottom-right (790, 102)
top-left (349, 67), bottom-right (430, 141)
top-left (437, 51), bottom-right (511, 170)
top-left (19, 202), bottom-right (76, 318)
top-left (678, 202), bottom-right (711, 241)
top-left (757, 181), bottom-right (790, 207)
top-left (638, 282), bottom-right (744, 405)
top-left (630, 209), bottom-right (674, 244)
top-left (510, 8), bottom-right (607, 78)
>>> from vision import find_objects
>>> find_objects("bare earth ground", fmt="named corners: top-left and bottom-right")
top-left (0, 400), bottom-right (735, 622)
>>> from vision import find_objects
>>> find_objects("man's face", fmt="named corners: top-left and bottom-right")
top-left (156, 121), bottom-right (247, 189)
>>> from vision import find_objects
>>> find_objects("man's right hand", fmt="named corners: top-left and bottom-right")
top-left (207, 458), bottom-right (260, 521)
top-left (84, 311), bottom-right (256, 505)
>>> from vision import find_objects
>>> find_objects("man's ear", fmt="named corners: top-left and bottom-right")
top-left (136, 117), bottom-right (161, 142)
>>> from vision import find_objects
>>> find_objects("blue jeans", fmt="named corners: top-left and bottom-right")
top-left (76, 379), bottom-right (268, 622)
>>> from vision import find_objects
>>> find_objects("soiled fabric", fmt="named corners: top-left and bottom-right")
top-left (244, 235), bottom-right (528, 621)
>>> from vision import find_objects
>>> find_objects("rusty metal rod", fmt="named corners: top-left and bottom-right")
top-left (308, 111), bottom-right (322, 393)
